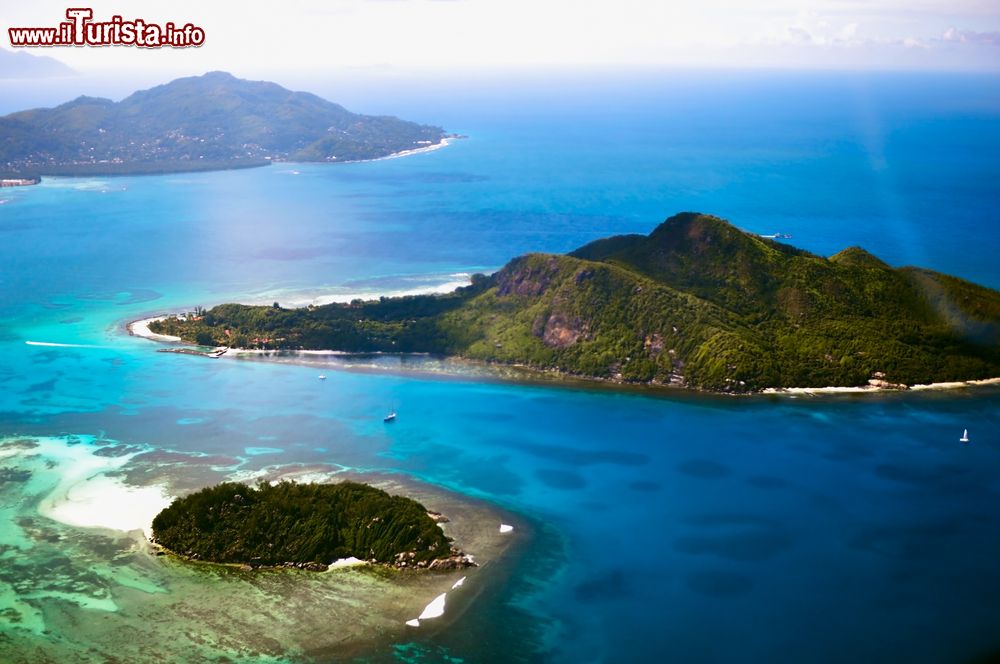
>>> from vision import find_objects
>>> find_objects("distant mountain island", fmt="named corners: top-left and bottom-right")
top-left (0, 71), bottom-right (447, 177)
top-left (0, 48), bottom-right (75, 80)
top-left (149, 213), bottom-right (1000, 393)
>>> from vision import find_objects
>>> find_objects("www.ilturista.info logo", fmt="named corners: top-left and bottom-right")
top-left (8, 8), bottom-right (205, 48)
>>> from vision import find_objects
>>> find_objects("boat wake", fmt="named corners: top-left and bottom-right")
top-left (25, 341), bottom-right (107, 349)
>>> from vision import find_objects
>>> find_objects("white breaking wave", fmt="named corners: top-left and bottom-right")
top-left (249, 272), bottom-right (481, 309)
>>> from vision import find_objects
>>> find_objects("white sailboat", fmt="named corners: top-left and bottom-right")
top-left (960, 429), bottom-right (970, 443)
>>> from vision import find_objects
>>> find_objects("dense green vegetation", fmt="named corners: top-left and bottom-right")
top-left (151, 213), bottom-right (1000, 392)
top-left (0, 71), bottom-right (444, 176)
top-left (151, 481), bottom-right (453, 567)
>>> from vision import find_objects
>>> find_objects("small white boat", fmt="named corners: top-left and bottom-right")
top-left (960, 429), bottom-right (970, 443)
top-left (318, 375), bottom-right (326, 380)
top-left (383, 412), bottom-right (396, 423)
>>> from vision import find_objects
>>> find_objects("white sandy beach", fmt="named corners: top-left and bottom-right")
top-left (909, 377), bottom-right (1000, 391)
top-left (762, 385), bottom-right (888, 395)
top-left (128, 316), bottom-right (181, 343)
top-left (762, 376), bottom-right (1000, 396)
top-left (346, 136), bottom-right (454, 164)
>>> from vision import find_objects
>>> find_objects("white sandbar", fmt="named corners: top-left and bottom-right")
top-left (418, 593), bottom-right (447, 620)
top-left (17, 437), bottom-right (174, 539)
top-left (42, 475), bottom-right (172, 539)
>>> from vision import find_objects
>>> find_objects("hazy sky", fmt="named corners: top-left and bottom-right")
top-left (3, 0), bottom-right (999, 75)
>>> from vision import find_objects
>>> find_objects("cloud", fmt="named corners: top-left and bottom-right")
top-left (757, 15), bottom-right (1000, 56)
top-left (940, 27), bottom-right (1000, 45)
top-left (786, 27), bottom-right (816, 45)
top-left (4, 0), bottom-right (999, 73)
top-left (763, 19), bottom-right (866, 48)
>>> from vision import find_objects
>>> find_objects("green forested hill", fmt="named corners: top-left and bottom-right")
top-left (0, 71), bottom-right (444, 176)
top-left (151, 481), bottom-right (454, 567)
top-left (150, 213), bottom-right (1000, 392)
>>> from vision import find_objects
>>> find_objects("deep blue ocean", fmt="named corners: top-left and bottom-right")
top-left (1, 70), bottom-right (999, 663)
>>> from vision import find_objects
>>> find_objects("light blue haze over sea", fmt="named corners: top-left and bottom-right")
top-left (0, 70), bottom-right (999, 663)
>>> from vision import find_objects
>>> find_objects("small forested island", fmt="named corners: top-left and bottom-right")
top-left (149, 212), bottom-right (1000, 393)
top-left (0, 71), bottom-right (447, 177)
top-left (150, 481), bottom-right (473, 571)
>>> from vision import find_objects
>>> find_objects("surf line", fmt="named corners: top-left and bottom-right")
top-left (25, 341), bottom-right (108, 349)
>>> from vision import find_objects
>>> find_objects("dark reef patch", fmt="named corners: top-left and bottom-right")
top-left (875, 462), bottom-right (970, 486)
top-left (821, 440), bottom-right (875, 462)
top-left (849, 522), bottom-right (961, 558)
top-left (26, 379), bottom-right (57, 393)
top-left (674, 530), bottom-right (793, 563)
top-left (535, 468), bottom-right (587, 490)
top-left (0, 467), bottom-right (31, 482)
top-left (677, 459), bottom-right (730, 479)
top-left (575, 569), bottom-right (629, 602)
top-left (507, 440), bottom-right (648, 467)
top-left (254, 246), bottom-right (329, 261)
top-left (686, 570), bottom-right (753, 598)
top-left (747, 475), bottom-right (790, 490)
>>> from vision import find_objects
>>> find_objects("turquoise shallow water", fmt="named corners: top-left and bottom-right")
top-left (1, 71), bottom-right (999, 663)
